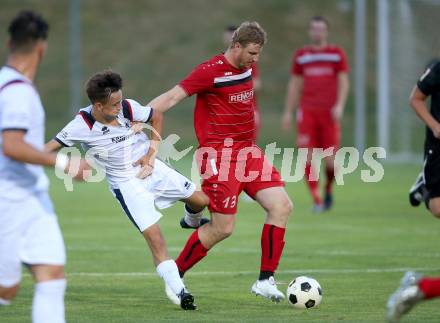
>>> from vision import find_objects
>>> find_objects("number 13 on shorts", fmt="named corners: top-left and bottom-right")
top-left (223, 195), bottom-right (237, 209)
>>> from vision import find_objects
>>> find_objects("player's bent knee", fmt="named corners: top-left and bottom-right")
top-left (217, 228), bottom-right (233, 240)
top-left (212, 223), bottom-right (234, 240)
top-left (274, 197), bottom-right (293, 217)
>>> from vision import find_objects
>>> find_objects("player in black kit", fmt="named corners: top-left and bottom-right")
top-left (408, 60), bottom-right (440, 219)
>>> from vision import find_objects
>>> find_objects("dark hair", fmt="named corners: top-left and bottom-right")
top-left (225, 25), bottom-right (238, 33)
top-left (310, 16), bottom-right (329, 27)
top-left (8, 10), bottom-right (49, 53)
top-left (85, 70), bottom-right (123, 104)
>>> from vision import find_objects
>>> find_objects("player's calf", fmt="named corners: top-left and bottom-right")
top-left (256, 187), bottom-right (293, 227)
top-left (142, 224), bottom-right (170, 265)
top-left (29, 265), bottom-right (66, 323)
top-left (182, 190), bottom-right (210, 212)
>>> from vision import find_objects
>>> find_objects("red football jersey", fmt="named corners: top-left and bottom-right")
top-left (291, 45), bottom-right (349, 111)
top-left (180, 54), bottom-right (256, 149)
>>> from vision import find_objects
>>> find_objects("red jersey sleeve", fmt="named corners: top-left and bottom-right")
top-left (179, 63), bottom-right (214, 96)
top-left (336, 48), bottom-right (349, 73)
top-left (291, 50), bottom-right (303, 76)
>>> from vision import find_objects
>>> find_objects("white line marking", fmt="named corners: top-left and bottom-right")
top-left (66, 246), bottom-right (440, 258)
top-left (52, 267), bottom-right (439, 278)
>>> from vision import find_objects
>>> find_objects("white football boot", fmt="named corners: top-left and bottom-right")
top-left (251, 276), bottom-right (285, 303)
top-left (386, 271), bottom-right (424, 323)
top-left (165, 283), bottom-right (180, 305)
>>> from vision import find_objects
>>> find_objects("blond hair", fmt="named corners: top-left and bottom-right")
top-left (230, 21), bottom-right (267, 48)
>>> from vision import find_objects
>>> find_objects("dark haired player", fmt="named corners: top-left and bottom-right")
top-left (408, 60), bottom-right (440, 219)
top-left (0, 10), bottom-right (88, 323)
top-left (282, 16), bottom-right (349, 212)
top-left (149, 21), bottom-right (292, 303)
top-left (45, 70), bottom-right (210, 310)
top-left (387, 61), bottom-right (440, 322)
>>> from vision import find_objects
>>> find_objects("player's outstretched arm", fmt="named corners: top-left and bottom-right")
top-left (147, 85), bottom-right (188, 113)
top-left (2, 132), bottom-right (89, 181)
top-left (45, 138), bottom-right (63, 152)
top-left (3, 130), bottom-right (58, 167)
top-left (282, 75), bottom-right (303, 131)
top-left (410, 85), bottom-right (440, 138)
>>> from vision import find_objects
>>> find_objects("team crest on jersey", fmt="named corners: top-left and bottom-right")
top-left (101, 126), bottom-right (110, 135)
top-left (229, 89), bottom-right (254, 103)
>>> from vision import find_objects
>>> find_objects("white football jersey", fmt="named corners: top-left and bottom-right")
top-left (55, 99), bottom-right (153, 188)
top-left (0, 66), bottom-right (49, 201)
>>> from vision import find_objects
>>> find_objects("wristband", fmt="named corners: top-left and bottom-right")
top-left (55, 153), bottom-right (69, 172)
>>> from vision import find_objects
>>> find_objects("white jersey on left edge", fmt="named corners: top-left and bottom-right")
top-left (55, 99), bottom-right (153, 188)
top-left (0, 66), bottom-right (49, 201)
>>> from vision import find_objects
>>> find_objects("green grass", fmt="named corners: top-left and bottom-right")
top-left (1, 161), bottom-right (440, 322)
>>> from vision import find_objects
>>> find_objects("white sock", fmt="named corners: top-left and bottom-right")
top-left (32, 279), bottom-right (66, 323)
top-left (156, 260), bottom-right (185, 295)
top-left (184, 205), bottom-right (203, 227)
top-left (0, 297), bottom-right (11, 305)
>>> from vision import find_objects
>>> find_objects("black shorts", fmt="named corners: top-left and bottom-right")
top-left (424, 146), bottom-right (440, 199)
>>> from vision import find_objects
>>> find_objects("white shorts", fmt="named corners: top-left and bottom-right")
top-left (111, 159), bottom-right (196, 232)
top-left (0, 192), bottom-right (66, 287)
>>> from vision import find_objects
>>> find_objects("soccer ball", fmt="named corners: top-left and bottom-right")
top-left (286, 276), bottom-right (322, 309)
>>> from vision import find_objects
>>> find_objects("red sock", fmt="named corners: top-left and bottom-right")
top-left (325, 166), bottom-right (335, 194)
top-left (175, 229), bottom-right (209, 276)
top-left (260, 224), bottom-right (285, 279)
top-left (418, 277), bottom-right (440, 299)
top-left (305, 163), bottom-right (321, 204)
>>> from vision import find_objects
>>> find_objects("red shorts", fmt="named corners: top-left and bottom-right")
top-left (296, 108), bottom-right (340, 149)
top-left (197, 145), bottom-right (284, 214)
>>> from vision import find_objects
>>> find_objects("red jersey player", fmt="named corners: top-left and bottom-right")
top-left (282, 16), bottom-right (349, 212)
top-left (148, 21), bottom-right (292, 304)
top-left (224, 25), bottom-right (262, 142)
top-left (224, 25), bottom-right (261, 203)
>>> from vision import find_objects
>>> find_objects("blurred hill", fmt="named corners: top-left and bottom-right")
top-left (0, 0), bottom-right (378, 148)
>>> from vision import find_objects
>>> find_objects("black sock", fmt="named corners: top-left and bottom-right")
top-left (259, 271), bottom-right (274, 280)
top-left (185, 204), bottom-right (199, 214)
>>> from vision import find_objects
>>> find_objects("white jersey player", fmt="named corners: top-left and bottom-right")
top-left (0, 11), bottom-right (89, 323)
top-left (45, 70), bottom-right (209, 310)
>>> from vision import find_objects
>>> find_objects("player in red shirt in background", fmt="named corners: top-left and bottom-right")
top-left (148, 21), bottom-right (292, 304)
top-left (282, 16), bottom-right (350, 212)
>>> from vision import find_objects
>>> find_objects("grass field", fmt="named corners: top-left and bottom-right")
top-left (1, 162), bottom-right (440, 323)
